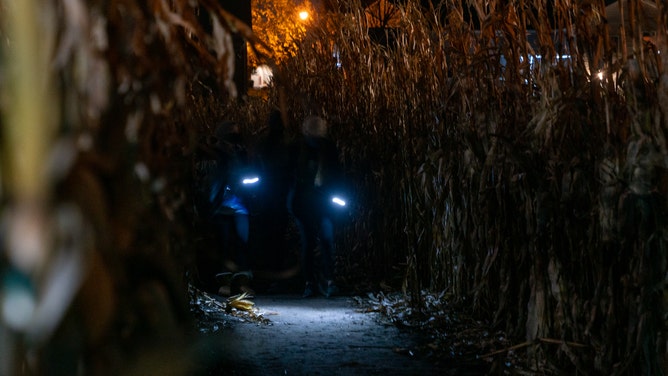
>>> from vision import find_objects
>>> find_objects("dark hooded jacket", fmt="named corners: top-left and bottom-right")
top-left (288, 135), bottom-right (345, 220)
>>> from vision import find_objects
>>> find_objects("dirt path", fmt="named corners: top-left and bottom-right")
top-left (193, 294), bottom-right (488, 376)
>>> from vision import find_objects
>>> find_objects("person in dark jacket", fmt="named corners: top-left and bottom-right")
top-left (288, 116), bottom-right (346, 298)
top-left (206, 120), bottom-right (258, 295)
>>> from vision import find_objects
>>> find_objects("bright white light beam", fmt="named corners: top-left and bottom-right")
top-left (242, 177), bottom-right (259, 185)
top-left (332, 196), bottom-right (346, 207)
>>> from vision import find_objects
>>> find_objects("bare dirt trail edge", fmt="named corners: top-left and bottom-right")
top-left (204, 294), bottom-right (445, 376)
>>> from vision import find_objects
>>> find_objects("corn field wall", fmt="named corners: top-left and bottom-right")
top-left (276, 0), bottom-right (668, 373)
top-left (0, 1), bottom-right (252, 374)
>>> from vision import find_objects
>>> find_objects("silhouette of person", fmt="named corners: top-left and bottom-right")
top-left (207, 120), bottom-right (258, 295)
top-left (288, 116), bottom-right (346, 298)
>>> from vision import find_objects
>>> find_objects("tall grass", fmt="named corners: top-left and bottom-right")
top-left (260, 0), bottom-right (668, 373)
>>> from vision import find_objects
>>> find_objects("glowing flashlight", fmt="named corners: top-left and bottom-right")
top-left (242, 176), bottom-right (259, 185)
top-left (332, 196), bottom-right (346, 207)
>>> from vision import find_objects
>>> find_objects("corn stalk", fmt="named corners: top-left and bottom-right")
top-left (0, 0), bottom-right (255, 374)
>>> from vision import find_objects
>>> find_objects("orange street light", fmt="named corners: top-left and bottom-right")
top-left (299, 10), bottom-right (309, 21)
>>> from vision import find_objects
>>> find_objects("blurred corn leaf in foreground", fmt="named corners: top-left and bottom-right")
top-left (0, 0), bottom-right (262, 374)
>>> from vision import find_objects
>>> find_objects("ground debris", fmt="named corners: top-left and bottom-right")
top-left (189, 285), bottom-right (270, 333)
top-left (352, 290), bottom-right (534, 373)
